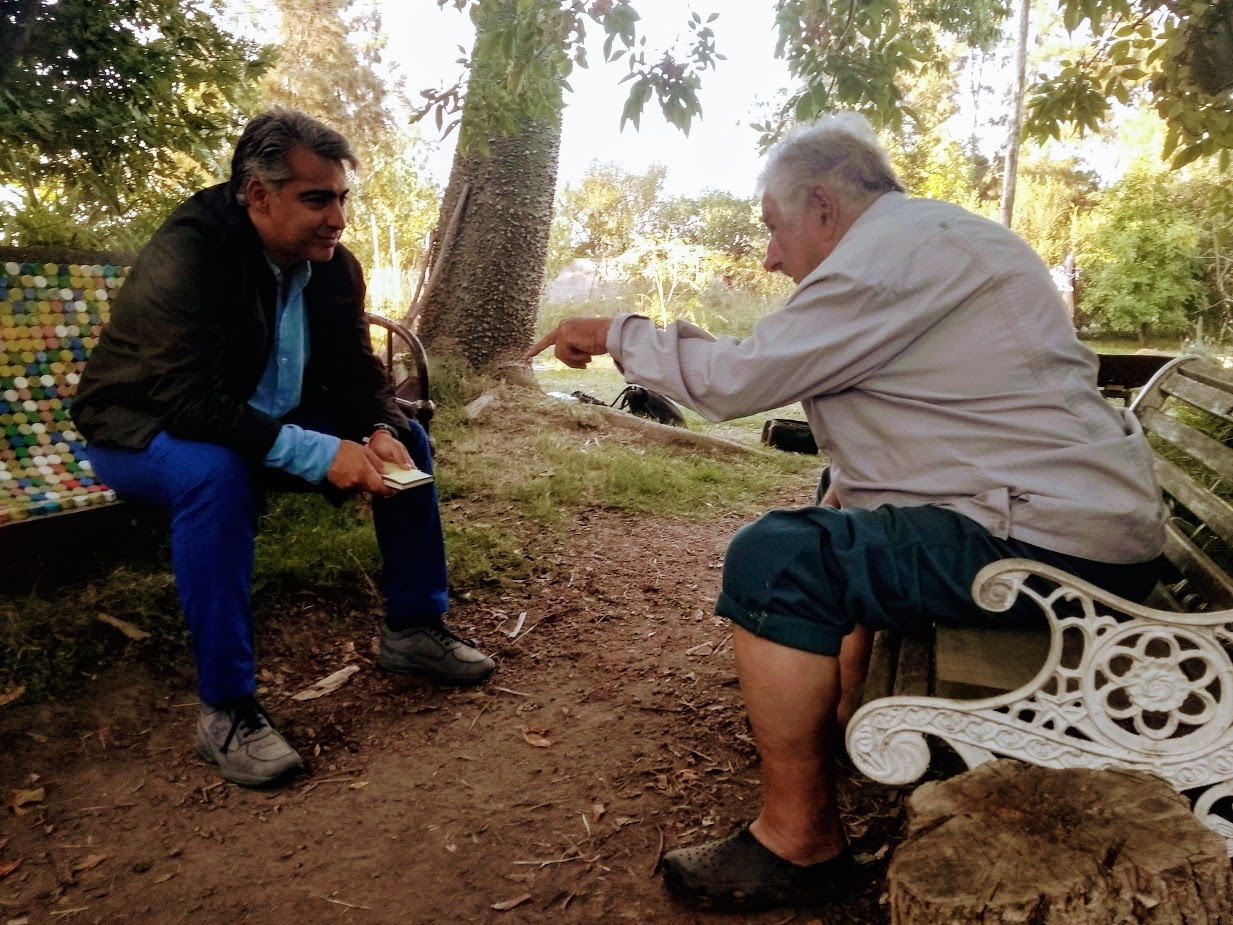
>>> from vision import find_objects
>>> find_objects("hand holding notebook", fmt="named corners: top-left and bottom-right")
top-left (380, 460), bottom-right (433, 491)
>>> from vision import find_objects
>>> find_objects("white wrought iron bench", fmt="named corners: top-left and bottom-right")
top-left (846, 354), bottom-right (1233, 850)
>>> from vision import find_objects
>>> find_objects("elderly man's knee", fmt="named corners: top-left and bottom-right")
top-left (723, 511), bottom-right (814, 595)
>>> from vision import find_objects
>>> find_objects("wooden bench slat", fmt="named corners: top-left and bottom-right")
top-left (1161, 519), bottom-right (1233, 610)
top-left (1172, 356), bottom-right (1233, 397)
top-left (892, 631), bottom-right (932, 697)
top-left (1160, 371), bottom-right (1233, 424)
top-left (861, 630), bottom-right (900, 704)
top-left (1152, 454), bottom-right (1233, 551)
top-left (933, 626), bottom-right (1051, 693)
top-left (1139, 406), bottom-right (1233, 482)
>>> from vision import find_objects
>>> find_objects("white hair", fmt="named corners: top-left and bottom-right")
top-left (756, 112), bottom-right (904, 214)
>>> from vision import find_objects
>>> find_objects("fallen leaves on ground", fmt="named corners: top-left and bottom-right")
top-left (10, 787), bottom-right (44, 814)
top-left (491, 893), bottom-right (532, 911)
top-left (292, 665), bottom-right (361, 701)
top-left (95, 613), bottom-right (150, 641)
top-left (73, 853), bottom-right (106, 873)
top-left (521, 726), bottom-right (552, 748)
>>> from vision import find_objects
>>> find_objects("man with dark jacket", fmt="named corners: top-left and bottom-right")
top-left (73, 109), bottom-right (493, 787)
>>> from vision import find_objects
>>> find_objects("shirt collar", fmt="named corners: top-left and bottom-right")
top-left (263, 254), bottom-right (312, 290)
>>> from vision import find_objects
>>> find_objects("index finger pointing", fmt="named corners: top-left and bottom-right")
top-left (527, 329), bottom-right (556, 359)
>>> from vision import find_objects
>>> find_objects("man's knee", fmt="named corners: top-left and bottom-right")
top-left (723, 510), bottom-right (823, 593)
top-left (167, 443), bottom-right (255, 512)
top-left (723, 515), bottom-right (782, 591)
top-left (394, 419), bottom-right (433, 470)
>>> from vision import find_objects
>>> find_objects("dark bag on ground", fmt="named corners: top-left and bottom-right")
top-left (613, 385), bottom-right (686, 427)
top-left (761, 418), bottom-right (818, 455)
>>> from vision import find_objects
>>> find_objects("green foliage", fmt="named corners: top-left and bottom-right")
top-left (415, 0), bottom-right (723, 154)
top-left (0, 0), bottom-right (272, 248)
top-left (1008, 165), bottom-right (1099, 267)
top-left (1023, 0), bottom-right (1233, 169)
top-left (757, 0), bottom-right (1011, 141)
top-left (619, 236), bottom-right (710, 327)
top-left (256, 0), bottom-right (440, 313)
top-left (647, 191), bottom-right (765, 259)
top-left (558, 161), bottom-right (666, 259)
top-left (1077, 168), bottom-right (1207, 338)
top-left (1171, 160), bottom-right (1233, 340)
top-left (543, 204), bottom-right (578, 291)
top-left (883, 52), bottom-right (999, 210)
top-left (761, 0), bottom-right (1229, 172)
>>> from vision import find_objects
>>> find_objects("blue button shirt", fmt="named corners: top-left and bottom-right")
top-left (248, 259), bottom-right (340, 483)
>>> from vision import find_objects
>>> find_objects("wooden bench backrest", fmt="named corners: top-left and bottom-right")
top-left (1130, 355), bottom-right (1233, 611)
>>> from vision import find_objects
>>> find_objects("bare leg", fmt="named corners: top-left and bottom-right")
top-left (734, 624), bottom-right (848, 866)
top-left (836, 624), bottom-right (873, 731)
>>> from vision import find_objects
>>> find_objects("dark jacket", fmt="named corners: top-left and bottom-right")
top-left (72, 183), bottom-right (404, 464)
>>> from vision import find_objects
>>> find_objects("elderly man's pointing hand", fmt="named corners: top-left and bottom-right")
top-left (527, 317), bottom-right (613, 369)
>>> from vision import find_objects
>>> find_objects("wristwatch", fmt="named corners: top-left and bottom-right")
top-left (370, 423), bottom-right (399, 440)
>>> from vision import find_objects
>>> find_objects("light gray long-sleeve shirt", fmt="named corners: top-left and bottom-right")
top-left (606, 192), bottom-right (1166, 564)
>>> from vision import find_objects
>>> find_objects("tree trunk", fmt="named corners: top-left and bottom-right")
top-left (889, 759), bottom-right (1233, 925)
top-left (414, 0), bottom-right (562, 378)
top-left (999, 0), bottom-right (1031, 228)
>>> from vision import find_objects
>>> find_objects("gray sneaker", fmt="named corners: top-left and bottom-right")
top-left (378, 620), bottom-right (495, 685)
top-left (195, 696), bottom-right (304, 787)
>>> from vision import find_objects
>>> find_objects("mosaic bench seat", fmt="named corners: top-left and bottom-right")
top-left (0, 246), bottom-right (432, 532)
top-left (0, 248), bottom-right (127, 527)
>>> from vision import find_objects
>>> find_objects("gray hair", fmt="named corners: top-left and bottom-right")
top-left (756, 112), bottom-right (904, 214)
top-left (230, 108), bottom-right (359, 206)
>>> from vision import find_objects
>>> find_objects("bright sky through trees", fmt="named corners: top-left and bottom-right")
top-left (385, 0), bottom-right (794, 196)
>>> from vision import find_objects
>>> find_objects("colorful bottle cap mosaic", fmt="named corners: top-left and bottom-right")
top-left (0, 260), bottom-right (125, 523)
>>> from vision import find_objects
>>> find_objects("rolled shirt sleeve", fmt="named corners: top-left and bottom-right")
top-left (263, 424), bottom-right (340, 484)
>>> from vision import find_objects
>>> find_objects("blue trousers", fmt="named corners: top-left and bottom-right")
top-left (87, 415), bottom-right (448, 704)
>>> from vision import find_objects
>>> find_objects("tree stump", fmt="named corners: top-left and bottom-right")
top-left (889, 759), bottom-right (1233, 924)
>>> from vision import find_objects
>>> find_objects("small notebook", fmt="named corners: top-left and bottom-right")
top-left (381, 460), bottom-right (434, 491)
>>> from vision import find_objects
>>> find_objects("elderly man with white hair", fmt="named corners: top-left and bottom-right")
top-left (530, 113), bottom-right (1165, 912)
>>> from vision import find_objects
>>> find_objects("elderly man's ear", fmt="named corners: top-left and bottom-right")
top-left (808, 184), bottom-right (841, 240)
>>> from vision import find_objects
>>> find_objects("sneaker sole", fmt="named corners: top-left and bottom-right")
top-left (377, 654), bottom-right (495, 686)
top-left (195, 741), bottom-right (304, 788)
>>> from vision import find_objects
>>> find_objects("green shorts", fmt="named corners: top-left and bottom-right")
top-left (715, 504), bottom-right (1160, 657)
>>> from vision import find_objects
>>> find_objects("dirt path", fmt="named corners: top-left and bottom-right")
top-left (0, 500), bottom-right (905, 924)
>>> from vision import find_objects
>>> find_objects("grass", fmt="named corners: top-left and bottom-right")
top-left (0, 374), bottom-right (819, 704)
top-left (8, 326), bottom-right (1209, 705)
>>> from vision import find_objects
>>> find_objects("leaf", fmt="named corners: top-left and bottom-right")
top-left (0, 686), bottom-right (26, 708)
top-left (0, 859), bottom-right (20, 878)
top-left (520, 726), bottom-right (552, 748)
top-left (11, 787), bottom-right (44, 814)
top-left (491, 893), bottom-right (532, 911)
top-left (73, 853), bottom-right (106, 873)
top-left (1172, 142), bottom-right (1207, 169)
top-left (292, 665), bottom-right (361, 701)
top-left (95, 613), bottom-right (150, 641)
